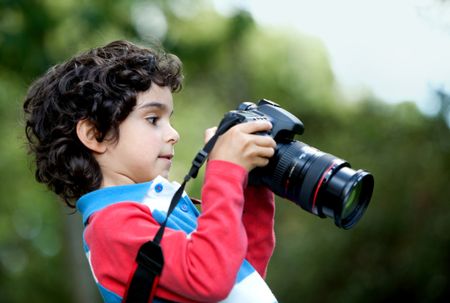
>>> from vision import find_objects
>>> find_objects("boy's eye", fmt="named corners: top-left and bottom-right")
top-left (146, 116), bottom-right (159, 125)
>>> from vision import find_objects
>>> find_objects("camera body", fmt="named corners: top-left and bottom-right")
top-left (219, 99), bottom-right (304, 141)
top-left (217, 99), bottom-right (374, 229)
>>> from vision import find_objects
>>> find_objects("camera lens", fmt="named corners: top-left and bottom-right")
top-left (321, 166), bottom-right (374, 228)
top-left (343, 181), bottom-right (362, 219)
top-left (253, 141), bottom-right (374, 229)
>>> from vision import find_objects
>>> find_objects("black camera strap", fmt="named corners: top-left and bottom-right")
top-left (123, 116), bottom-right (240, 303)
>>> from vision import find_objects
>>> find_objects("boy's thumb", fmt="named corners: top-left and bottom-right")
top-left (204, 126), bottom-right (218, 143)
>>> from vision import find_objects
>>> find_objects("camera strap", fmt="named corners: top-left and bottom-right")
top-left (122, 116), bottom-right (240, 303)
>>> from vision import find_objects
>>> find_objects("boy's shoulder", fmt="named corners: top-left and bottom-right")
top-left (78, 176), bottom-right (199, 233)
top-left (77, 181), bottom-right (152, 225)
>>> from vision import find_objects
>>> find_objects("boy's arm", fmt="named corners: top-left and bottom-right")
top-left (84, 160), bottom-right (249, 303)
top-left (242, 185), bottom-right (276, 278)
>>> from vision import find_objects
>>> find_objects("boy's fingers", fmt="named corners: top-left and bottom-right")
top-left (250, 145), bottom-right (276, 161)
top-left (204, 126), bottom-right (218, 143)
top-left (253, 157), bottom-right (270, 168)
top-left (234, 121), bottom-right (272, 134)
top-left (253, 135), bottom-right (277, 148)
top-left (260, 146), bottom-right (276, 158)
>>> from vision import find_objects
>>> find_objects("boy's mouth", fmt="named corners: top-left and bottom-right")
top-left (158, 154), bottom-right (173, 160)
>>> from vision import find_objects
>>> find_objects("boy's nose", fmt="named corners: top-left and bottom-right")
top-left (167, 125), bottom-right (180, 144)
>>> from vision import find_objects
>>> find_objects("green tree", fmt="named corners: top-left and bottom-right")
top-left (1, 1), bottom-right (449, 302)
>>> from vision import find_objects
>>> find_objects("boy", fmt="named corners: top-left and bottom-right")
top-left (24, 40), bottom-right (278, 302)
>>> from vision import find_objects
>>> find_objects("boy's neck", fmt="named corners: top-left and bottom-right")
top-left (100, 171), bottom-right (137, 188)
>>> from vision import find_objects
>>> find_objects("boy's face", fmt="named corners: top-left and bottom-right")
top-left (98, 84), bottom-right (180, 186)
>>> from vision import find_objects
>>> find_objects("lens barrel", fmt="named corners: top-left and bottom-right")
top-left (253, 141), bottom-right (374, 229)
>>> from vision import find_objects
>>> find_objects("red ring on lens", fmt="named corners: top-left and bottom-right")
top-left (311, 163), bottom-right (337, 211)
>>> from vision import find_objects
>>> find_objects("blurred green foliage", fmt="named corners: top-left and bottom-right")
top-left (0, 0), bottom-right (449, 302)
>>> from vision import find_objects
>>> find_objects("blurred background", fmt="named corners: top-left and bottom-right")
top-left (1, 0), bottom-right (449, 302)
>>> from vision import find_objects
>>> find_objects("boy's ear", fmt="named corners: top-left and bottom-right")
top-left (76, 119), bottom-right (107, 153)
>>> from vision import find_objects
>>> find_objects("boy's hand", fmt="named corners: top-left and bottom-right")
top-left (205, 121), bottom-right (276, 172)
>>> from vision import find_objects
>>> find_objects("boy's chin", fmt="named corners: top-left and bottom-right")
top-left (159, 170), bottom-right (170, 179)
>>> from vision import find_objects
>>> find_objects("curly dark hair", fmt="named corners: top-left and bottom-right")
top-left (23, 40), bottom-right (183, 208)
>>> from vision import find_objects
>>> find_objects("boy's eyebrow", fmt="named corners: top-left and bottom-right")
top-left (137, 101), bottom-right (174, 115)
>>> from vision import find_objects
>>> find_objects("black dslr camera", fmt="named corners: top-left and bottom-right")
top-left (217, 99), bottom-right (374, 229)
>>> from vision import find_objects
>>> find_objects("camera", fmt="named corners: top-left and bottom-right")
top-left (217, 99), bottom-right (374, 229)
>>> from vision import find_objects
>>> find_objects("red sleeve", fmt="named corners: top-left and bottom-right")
top-left (84, 160), bottom-right (249, 303)
top-left (242, 186), bottom-right (276, 278)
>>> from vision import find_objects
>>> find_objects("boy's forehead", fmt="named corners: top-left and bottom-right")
top-left (135, 85), bottom-right (173, 110)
